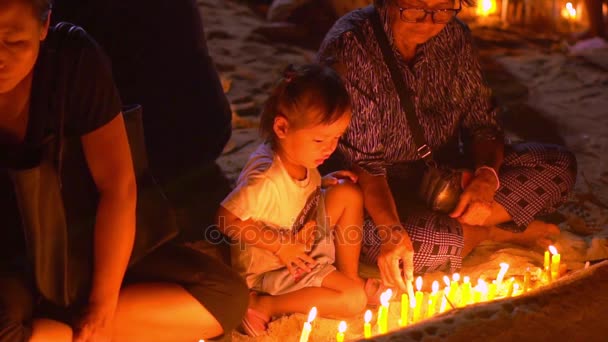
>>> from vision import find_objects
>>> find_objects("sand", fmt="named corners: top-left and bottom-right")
top-left (194, 1), bottom-right (608, 340)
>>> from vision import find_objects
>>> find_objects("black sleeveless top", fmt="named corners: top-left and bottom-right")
top-left (0, 24), bottom-right (121, 266)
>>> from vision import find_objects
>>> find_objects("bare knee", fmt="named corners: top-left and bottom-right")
top-left (325, 181), bottom-right (363, 207)
top-left (337, 283), bottom-right (367, 316)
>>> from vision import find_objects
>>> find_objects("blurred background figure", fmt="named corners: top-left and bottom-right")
top-left (52, 0), bottom-right (234, 254)
top-left (250, 0), bottom-right (372, 48)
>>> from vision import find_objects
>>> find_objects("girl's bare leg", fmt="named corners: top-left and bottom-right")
top-left (324, 181), bottom-right (364, 283)
top-left (250, 271), bottom-right (367, 319)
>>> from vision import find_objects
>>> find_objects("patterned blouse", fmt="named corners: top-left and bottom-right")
top-left (316, 5), bottom-right (502, 177)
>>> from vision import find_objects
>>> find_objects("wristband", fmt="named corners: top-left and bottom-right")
top-left (475, 166), bottom-right (500, 190)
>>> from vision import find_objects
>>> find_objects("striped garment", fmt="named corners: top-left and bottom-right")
top-left (316, 6), bottom-right (577, 274)
top-left (317, 5), bottom-right (501, 176)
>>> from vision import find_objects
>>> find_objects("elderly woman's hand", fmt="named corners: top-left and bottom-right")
top-left (450, 169), bottom-right (499, 226)
top-left (377, 226), bottom-right (415, 293)
top-left (322, 170), bottom-right (358, 188)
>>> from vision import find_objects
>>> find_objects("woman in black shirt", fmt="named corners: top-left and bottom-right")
top-left (0, 1), bottom-right (246, 341)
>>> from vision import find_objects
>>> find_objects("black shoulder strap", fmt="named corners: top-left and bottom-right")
top-left (369, 9), bottom-right (433, 161)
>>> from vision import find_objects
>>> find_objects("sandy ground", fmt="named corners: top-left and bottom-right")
top-left (196, 1), bottom-right (608, 340)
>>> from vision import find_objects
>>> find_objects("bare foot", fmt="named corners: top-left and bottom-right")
top-left (491, 220), bottom-right (560, 249)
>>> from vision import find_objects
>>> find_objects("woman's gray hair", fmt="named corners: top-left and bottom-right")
top-left (27, 0), bottom-right (53, 22)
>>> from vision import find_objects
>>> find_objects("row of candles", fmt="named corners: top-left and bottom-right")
top-left (299, 245), bottom-right (562, 341)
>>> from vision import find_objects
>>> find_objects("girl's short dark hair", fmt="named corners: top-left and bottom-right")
top-left (375, 0), bottom-right (476, 7)
top-left (260, 64), bottom-right (351, 142)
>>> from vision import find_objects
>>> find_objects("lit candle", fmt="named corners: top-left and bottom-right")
top-left (377, 289), bottom-right (392, 334)
top-left (496, 263), bottom-right (509, 286)
top-left (364, 310), bottom-right (372, 338)
top-left (512, 283), bottom-right (520, 297)
top-left (474, 279), bottom-right (487, 303)
top-left (441, 276), bottom-right (451, 312)
top-left (336, 321), bottom-right (346, 342)
top-left (299, 307), bottom-right (317, 342)
top-left (523, 269), bottom-right (531, 292)
top-left (544, 250), bottom-right (551, 281)
top-left (460, 276), bottom-right (472, 307)
top-left (506, 277), bottom-right (515, 297)
top-left (448, 274), bottom-right (459, 307)
top-left (427, 280), bottom-right (439, 317)
top-left (488, 281), bottom-right (497, 301)
top-left (412, 277), bottom-right (424, 323)
top-left (549, 245), bottom-right (561, 281)
top-left (399, 293), bottom-right (409, 327)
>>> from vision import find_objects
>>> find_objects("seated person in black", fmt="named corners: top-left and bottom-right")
top-left (0, 1), bottom-right (246, 341)
top-left (50, 0), bottom-right (235, 248)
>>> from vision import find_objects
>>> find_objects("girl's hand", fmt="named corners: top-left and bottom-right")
top-left (276, 221), bottom-right (318, 277)
top-left (450, 169), bottom-right (498, 226)
top-left (73, 300), bottom-right (117, 342)
top-left (322, 170), bottom-right (358, 188)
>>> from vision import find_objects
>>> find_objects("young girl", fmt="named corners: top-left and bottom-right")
top-left (217, 64), bottom-right (368, 336)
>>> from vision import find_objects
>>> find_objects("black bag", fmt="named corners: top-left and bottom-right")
top-left (8, 23), bottom-right (178, 308)
top-left (369, 7), bottom-right (463, 213)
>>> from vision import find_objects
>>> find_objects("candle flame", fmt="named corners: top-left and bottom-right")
top-left (477, 279), bottom-right (488, 293)
top-left (432, 280), bottom-right (439, 294)
top-left (476, 0), bottom-right (497, 16)
top-left (380, 289), bottom-right (392, 307)
top-left (443, 275), bottom-right (451, 287)
top-left (452, 273), bottom-right (460, 282)
top-left (496, 263), bottom-right (509, 284)
top-left (562, 2), bottom-right (578, 19)
top-left (415, 276), bottom-right (423, 291)
top-left (463, 276), bottom-right (470, 284)
top-left (307, 307), bottom-right (317, 322)
top-left (338, 321), bottom-right (347, 333)
top-left (513, 283), bottom-right (520, 292)
top-left (364, 309), bottom-right (372, 323)
top-left (549, 245), bottom-right (558, 255)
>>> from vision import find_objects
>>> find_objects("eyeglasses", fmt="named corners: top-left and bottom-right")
top-left (396, 0), bottom-right (462, 24)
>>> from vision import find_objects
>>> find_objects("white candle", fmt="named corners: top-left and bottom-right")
top-left (496, 263), bottom-right (510, 286)
top-left (364, 309), bottom-right (372, 338)
top-left (299, 307), bottom-right (317, 342)
top-left (336, 321), bottom-right (346, 342)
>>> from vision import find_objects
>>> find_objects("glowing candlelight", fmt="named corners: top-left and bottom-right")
top-left (523, 269), bottom-right (531, 292)
top-left (561, 2), bottom-right (577, 20)
top-left (506, 277), bottom-right (515, 297)
top-left (476, 0), bottom-right (497, 16)
top-left (488, 281), bottom-right (497, 301)
top-left (496, 263), bottom-right (509, 286)
top-left (448, 274), bottom-right (459, 306)
top-left (399, 293), bottom-right (409, 327)
top-left (512, 283), bottom-right (520, 297)
top-left (427, 280), bottom-right (439, 317)
top-left (299, 307), bottom-right (317, 342)
top-left (549, 245), bottom-right (561, 281)
top-left (336, 321), bottom-right (346, 342)
top-left (474, 279), bottom-right (487, 303)
top-left (460, 276), bottom-right (472, 307)
top-left (364, 310), bottom-right (372, 338)
top-left (412, 277), bottom-right (424, 323)
top-left (377, 289), bottom-right (392, 334)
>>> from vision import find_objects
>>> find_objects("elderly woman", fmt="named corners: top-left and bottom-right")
top-left (317, 0), bottom-right (577, 292)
